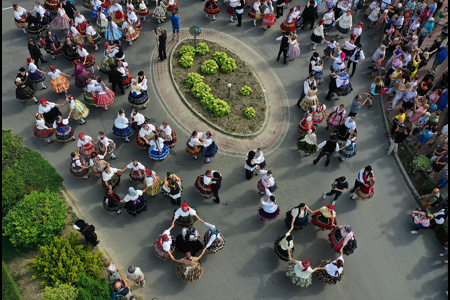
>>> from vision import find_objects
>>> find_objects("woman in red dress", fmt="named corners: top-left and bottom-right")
top-left (351, 176), bottom-right (375, 201)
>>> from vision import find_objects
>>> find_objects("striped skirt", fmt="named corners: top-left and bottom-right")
top-left (121, 70), bottom-right (132, 88)
top-left (149, 144), bottom-right (169, 160)
top-left (44, 42), bottom-right (63, 56)
top-left (83, 91), bottom-right (98, 106)
top-left (128, 91), bottom-right (149, 107)
top-left (50, 76), bottom-right (70, 93)
top-left (96, 89), bottom-right (115, 107)
top-left (79, 142), bottom-right (95, 158)
top-left (29, 71), bottom-right (46, 84)
top-left (112, 125), bottom-right (133, 138)
top-left (69, 100), bottom-right (90, 120)
top-left (98, 140), bottom-right (116, 156)
top-left (34, 126), bottom-right (54, 139)
top-left (78, 54), bottom-right (96, 68)
top-left (194, 175), bottom-right (214, 197)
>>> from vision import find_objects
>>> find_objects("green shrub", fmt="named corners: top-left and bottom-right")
top-left (2, 130), bottom-right (26, 170)
top-left (27, 232), bottom-right (103, 287)
top-left (411, 155), bottom-right (431, 172)
top-left (2, 261), bottom-right (22, 300)
top-left (421, 180), bottom-right (436, 194)
top-left (212, 51), bottom-right (228, 66)
top-left (195, 42), bottom-right (210, 55)
top-left (201, 60), bottom-right (219, 75)
top-left (179, 45), bottom-right (196, 57)
top-left (3, 190), bottom-right (67, 248)
top-left (39, 283), bottom-right (78, 300)
top-left (185, 73), bottom-right (204, 88)
top-left (2, 167), bottom-right (26, 217)
top-left (76, 273), bottom-right (110, 300)
top-left (240, 86), bottom-right (253, 96)
top-left (244, 107), bottom-right (256, 119)
top-left (210, 98), bottom-right (231, 117)
top-left (179, 55), bottom-right (194, 68)
top-left (221, 58), bottom-right (237, 74)
top-left (191, 83), bottom-right (212, 100)
top-left (200, 93), bottom-right (215, 108)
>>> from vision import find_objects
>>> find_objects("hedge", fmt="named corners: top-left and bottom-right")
top-left (2, 260), bottom-right (22, 300)
top-left (39, 283), bottom-right (78, 300)
top-left (76, 273), bottom-right (110, 300)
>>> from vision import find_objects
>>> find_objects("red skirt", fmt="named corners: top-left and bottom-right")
top-left (311, 212), bottom-right (336, 230)
top-left (112, 10), bottom-right (125, 23)
top-left (121, 70), bottom-right (132, 88)
top-left (226, 5), bottom-right (234, 15)
top-left (76, 22), bottom-right (87, 35)
top-left (44, 0), bottom-right (59, 12)
top-left (280, 20), bottom-right (296, 32)
top-left (34, 126), bottom-right (54, 138)
top-left (262, 13), bottom-right (276, 26)
top-left (139, 8), bottom-right (150, 16)
top-left (79, 141), bottom-right (95, 157)
top-left (205, 1), bottom-right (220, 14)
top-left (186, 143), bottom-right (203, 157)
top-left (135, 134), bottom-right (150, 149)
top-left (248, 7), bottom-right (262, 20)
top-left (79, 54), bottom-right (96, 68)
top-left (167, 2), bottom-right (180, 12)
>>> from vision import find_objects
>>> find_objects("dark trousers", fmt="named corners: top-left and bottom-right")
top-left (111, 81), bottom-right (125, 93)
top-left (347, 60), bottom-right (358, 77)
top-left (276, 6), bottom-right (283, 18)
top-left (31, 54), bottom-right (45, 68)
top-left (277, 47), bottom-right (288, 64)
top-left (325, 79), bottom-right (337, 100)
top-left (314, 149), bottom-right (333, 164)
top-left (351, 179), bottom-right (362, 192)
top-left (236, 13), bottom-right (242, 26)
top-left (212, 189), bottom-right (220, 202)
top-left (246, 169), bottom-right (254, 180)
top-left (85, 232), bottom-right (98, 245)
top-left (326, 189), bottom-right (343, 200)
top-left (158, 45), bottom-right (167, 61)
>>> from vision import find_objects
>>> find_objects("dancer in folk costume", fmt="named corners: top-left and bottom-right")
top-left (70, 152), bottom-right (90, 179)
top-left (203, 222), bottom-right (225, 254)
top-left (297, 126), bottom-right (318, 156)
top-left (194, 170), bottom-right (215, 198)
top-left (338, 132), bottom-right (357, 161)
top-left (101, 165), bottom-right (122, 190)
top-left (129, 108), bottom-right (148, 131)
top-left (53, 3), bottom-right (71, 29)
top-left (158, 121), bottom-right (177, 148)
top-left (250, 147), bottom-right (267, 174)
top-left (315, 250), bottom-right (345, 285)
top-left (34, 113), bottom-right (55, 143)
top-left (112, 109), bottom-right (133, 141)
top-left (201, 131), bottom-right (218, 163)
top-left (123, 187), bottom-right (147, 217)
top-left (153, 0), bottom-right (169, 24)
top-left (274, 230), bottom-right (294, 261)
top-left (323, 7), bottom-right (335, 36)
top-left (168, 249), bottom-right (207, 283)
top-left (63, 94), bottom-right (89, 125)
top-left (288, 33), bottom-right (301, 60)
top-left (105, 16), bottom-right (123, 41)
top-left (326, 104), bottom-right (346, 130)
top-left (258, 195), bottom-right (280, 221)
top-left (110, 1), bottom-right (125, 24)
top-left (262, 1), bottom-right (276, 29)
top-left (205, 0), bottom-right (220, 20)
top-left (25, 13), bottom-right (46, 37)
top-left (38, 99), bottom-right (63, 125)
top-left (95, 131), bottom-right (117, 159)
top-left (143, 169), bottom-right (163, 196)
top-left (175, 227), bottom-right (204, 255)
top-left (90, 0), bottom-right (102, 18)
top-left (46, 65), bottom-right (71, 94)
top-left (279, 7), bottom-right (297, 32)
top-left (149, 134), bottom-right (169, 160)
top-left (167, 0), bottom-right (180, 13)
top-left (311, 205), bottom-right (337, 231)
top-left (248, 0), bottom-right (262, 27)
top-left (123, 159), bottom-right (146, 182)
top-left (226, 0), bottom-right (240, 23)
top-left (96, 7), bottom-right (108, 34)
top-left (13, 4), bottom-right (31, 34)
top-left (103, 185), bottom-right (125, 214)
top-left (286, 252), bottom-right (321, 287)
top-left (15, 77), bottom-right (38, 104)
top-left (162, 172), bottom-right (183, 205)
top-left (122, 17), bottom-right (139, 45)
top-left (299, 86), bottom-right (319, 112)
top-left (100, 42), bottom-right (119, 71)
top-left (186, 130), bottom-right (205, 160)
top-left (69, 20), bottom-right (85, 44)
top-left (245, 150), bottom-right (266, 180)
top-left (62, 37), bottom-right (80, 61)
top-left (117, 61), bottom-right (132, 88)
top-left (74, 10), bottom-right (88, 35)
top-left (154, 225), bottom-right (175, 260)
top-left (89, 151), bottom-right (110, 177)
top-left (297, 110), bottom-right (314, 134)
top-left (351, 176), bottom-right (375, 201)
top-left (100, 0), bottom-right (111, 15)
top-left (77, 132), bottom-right (96, 158)
top-left (77, 44), bottom-right (96, 73)
top-left (41, 31), bottom-right (63, 60)
top-left (53, 115), bottom-right (76, 142)
top-left (312, 103), bottom-right (327, 125)
top-left (27, 58), bottom-right (47, 90)
top-left (127, 7), bottom-right (143, 31)
top-left (285, 203), bottom-right (313, 230)
top-left (311, 60), bottom-right (324, 84)
top-left (83, 78), bottom-right (101, 105)
top-left (85, 20), bottom-right (102, 51)
top-left (329, 225), bottom-right (357, 255)
top-left (138, 0), bottom-right (150, 22)
top-left (136, 123), bottom-right (156, 149)
top-left (34, 1), bottom-right (53, 26)
top-left (95, 77), bottom-right (115, 110)
top-left (257, 170), bottom-right (278, 195)
top-left (172, 203), bottom-right (205, 227)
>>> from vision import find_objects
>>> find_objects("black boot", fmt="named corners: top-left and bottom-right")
top-left (170, 198), bottom-right (177, 205)
top-left (176, 198), bottom-right (181, 206)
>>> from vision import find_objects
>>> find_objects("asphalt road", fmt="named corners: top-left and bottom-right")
top-left (2, 0), bottom-right (447, 299)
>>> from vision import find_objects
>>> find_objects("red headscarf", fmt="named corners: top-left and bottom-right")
top-left (13, 3), bottom-right (18, 10)
top-left (301, 260), bottom-right (310, 272)
top-left (181, 203), bottom-right (189, 210)
top-left (358, 22), bottom-right (364, 30)
top-left (317, 19), bottom-right (325, 27)
top-left (40, 99), bottom-right (47, 104)
top-left (156, 234), bottom-right (169, 246)
top-left (327, 205), bottom-right (334, 210)
top-left (27, 57), bottom-right (32, 64)
top-left (78, 132), bottom-right (85, 138)
top-left (49, 65), bottom-right (56, 72)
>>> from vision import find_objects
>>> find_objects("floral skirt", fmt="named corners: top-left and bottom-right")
top-left (204, 230), bottom-right (225, 254)
top-left (262, 13), bottom-right (277, 26)
top-left (69, 100), bottom-right (90, 120)
top-left (299, 96), bottom-right (319, 112)
top-left (154, 235), bottom-right (175, 260)
top-left (194, 175), bottom-right (214, 197)
top-left (202, 142), bottom-right (218, 158)
top-left (102, 173), bottom-right (121, 190)
top-left (167, 2), bottom-right (180, 13)
top-left (186, 143), bottom-right (203, 157)
top-left (311, 212), bottom-right (336, 230)
top-left (71, 34), bottom-right (85, 44)
top-left (98, 140), bottom-right (116, 156)
top-left (175, 262), bottom-right (203, 283)
top-left (124, 27), bottom-right (139, 42)
top-left (149, 144), bottom-right (169, 160)
top-left (153, 7), bottom-right (167, 19)
top-left (257, 180), bottom-right (277, 193)
top-left (79, 54), bottom-right (96, 68)
top-left (50, 76), bottom-right (70, 93)
top-left (96, 90), bottom-right (115, 107)
top-left (286, 261), bottom-right (312, 287)
top-left (79, 142), bottom-right (95, 158)
top-left (130, 170), bottom-right (145, 182)
top-left (55, 125), bottom-right (75, 142)
top-left (258, 207), bottom-right (280, 221)
top-left (285, 211), bottom-right (309, 230)
top-left (87, 32), bottom-right (102, 45)
top-left (97, 18), bottom-right (107, 34)
top-left (144, 176), bottom-right (163, 196)
top-left (280, 21), bottom-right (296, 32)
top-left (316, 260), bottom-right (344, 285)
top-left (70, 158), bottom-right (90, 178)
top-left (53, 15), bottom-right (70, 30)
top-left (139, 7), bottom-right (150, 17)
top-left (329, 227), bottom-right (358, 255)
top-left (174, 213), bottom-right (197, 227)
top-left (135, 134), bottom-right (150, 149)
top-left (248, 8), bottom-right (262, 20)
top-left (297, 136), bottom-right (317, 154)
top-left (327, 112), bottom-right (343, 128)
top-left (112, 125), bottom-right (133, 138)
top-left (101, 56), bottom-right (118, 71)
top-left (339, 143), bottom-right (357, 159)
top-left (34, 126), bottom-right (54, 139)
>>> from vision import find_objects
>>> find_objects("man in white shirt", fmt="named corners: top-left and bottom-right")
top-left (126, 266), bottom-right (145, 287)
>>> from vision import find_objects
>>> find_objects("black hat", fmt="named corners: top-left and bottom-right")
top-left (356, 43), bottom-right (362, 48)
top-left (313, 52), bottom-right (320, 57)
top-left (365, 165), bottom-right (372, 172)
top-left (138, 71), bottom-right (144, 76)
top-left (19, 67), bottom-right (26, 72)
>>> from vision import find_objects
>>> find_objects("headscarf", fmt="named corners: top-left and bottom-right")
top-left (49, 65), bottom-right (56, 72)
top-left (156, 234), bottom-right (169, 246)
top-left (345, 225), bottom-right (352, 232)
top-left (301, 260), bottom-right (310, 272)
top-left (40, 99), bottom-right (47, 104)
top-left (326, 205), bottom-right (334, 210)
top-left (246, 150), bottom-right (256, 167)
top-left (317, 19), bottom-right (325, 27)
top-left (145, 169), bottom-right (157, 183)
top-left (78, 132), bottom-right (85, 139)
top-left (358, 22), bottom-right (364, 30)
top-left (27, 57), bottom-right (32, 64)
top-left (181, 203), bottom-right (189, 210)
top-left (13, 4), bottom-right (18, 11)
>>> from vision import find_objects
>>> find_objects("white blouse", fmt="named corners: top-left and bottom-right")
top-left (161, 229), bottom-right (173, 252)
top-left (150, 137), bottom-right (165, 150)
top-left (14, 7), bottom-right (27, 20)
top-left (174, 207), bottom-right (197, 219)
top-left (102, 167), bottom-right (118, 182)
top-left (28, 63), bottom-right (38, 73)
top-left (139, 125), bottom-right (155, 138)
top-left (77, 136), bottom-right (93, 147)
top-left (130, 112), bottom-right (146, 125)
top-left (109, 3), bottom-right (123, 12)
top-left (48, 70), bottom-right (62, 80)
top-left (261, 198), bottom-right (278, 213)
top-left (127, 162), bottom-right (145, 171)
top-left (98, 136), bottom-right (113, 147)
top-left (159, 125), bottom-right (172, 136)
top-left (86, 25), bottom-right (97, 35)
top-left (77, 48), bottom-right (89, 57)
top-left (38, 102), bottom-right (56, 114)
top-left (35, 118), bottom-right (49, 130)
top-left (34, 5), bottom-right (46, 15)
top-left (293, 263), bottom-right (314, 278)
top-left (74, 15), bottom-right (86, 26)
top-left (325, 256), bottom-right (344, 277)
top-left (114, 114), bottom-right (129, 129)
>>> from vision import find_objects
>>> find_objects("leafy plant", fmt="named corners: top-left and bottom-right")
top-left (179, 55), bottom-right (194, 68)
top-left (185, 72), bottom-right (204, 88)
top-left (221, 58), bottom-right (237, 74)
top-left (210, 98), bottom-right (231, 117)
top-left (2, 130), bottom-right (26, 170)
top-left (76, 273), bottom-right (110, 300)
top-left (191, 82), bottom-right (212, 100)
top-left (2, 167), bottom-right (26, 217)
top-left (212, 51), bottom-right (228, 66)
top-left (179, 45), bottom-right (196, 57)
top-left (240, 86), bottom-right (253, 96)
top-left (3, 190), bottom-right (67, 248)
top-left (39, 283), bottom-right (78, 300)
top-left (2, 261), bottom-right (22, 300)
top-left (244, 107), bottom-right (256, 119)
top-left (200, 93), bottom-right (215, 108)
top-left (411, 155), bottom-right (431, 172)
top-left (201, 60), bottom-right (219, 75)
top-left (27, 232), bottom-right (103, 287)
top-left (421, 180), bottom-right (436, 194)
top-left (195, 42), bottom-right (210, 55)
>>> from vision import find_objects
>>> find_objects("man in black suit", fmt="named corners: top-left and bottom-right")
top-left (276, 32), bottom-right (290, 65)
top-left (61, 0), bottom-right (77, 20)
top-left (27, 38), bottom-right (47, 68)
top-left (210, 172), bottom-right (223, 204)
top-left (96, 66), bottom-right (126, 95)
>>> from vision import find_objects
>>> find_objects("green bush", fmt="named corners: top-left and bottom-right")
top-left (221, 58), bottom-right (237, 74)
top-left (212, 51), bottom-right (228, 66)
top-left (179, 55), bottom-right (194, 68)
top-left (196, 42), bottom-right (210, 55)
top-left (39, 283), bottom-right (78, 300)
top-left (3, 190), bottom-right (67, 248)
top-left (191, 82), bottom-right (212, 100)
top-left (240, 86), bottom-right (253, 96)
top-left (411, 155), bottom-right (431, 172)
top-left (2, 130), bottom-right (26, 170)
top-left (244, 107), bottom-right (256, 119)
top-left (179, 45), bottom-right (196, 57)
top-left (2, 261), bottom-right (22, 300)
top-left (185, 73), bottom-right (204, 88)
top-left (27, 232), bottom-right (103, 287)
top-left (2, 167), bottom-right (26, 217)
top-left (210, 98), bottom-right (231, 117)
top-left (200, 93), bottom-right (215, 108)
top-left (201, 60), bottom-right (219, 75)
top-left (421, 180), bottom-right (436, 194)
top-left (76, 273), bottom-right (110, 300)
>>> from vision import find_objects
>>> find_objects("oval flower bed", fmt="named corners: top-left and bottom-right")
top-left (171, 40), bottom-right (266, 134)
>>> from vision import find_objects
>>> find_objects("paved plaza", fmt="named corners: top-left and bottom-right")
top-left (1, 0), bottom-right (448, 299)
